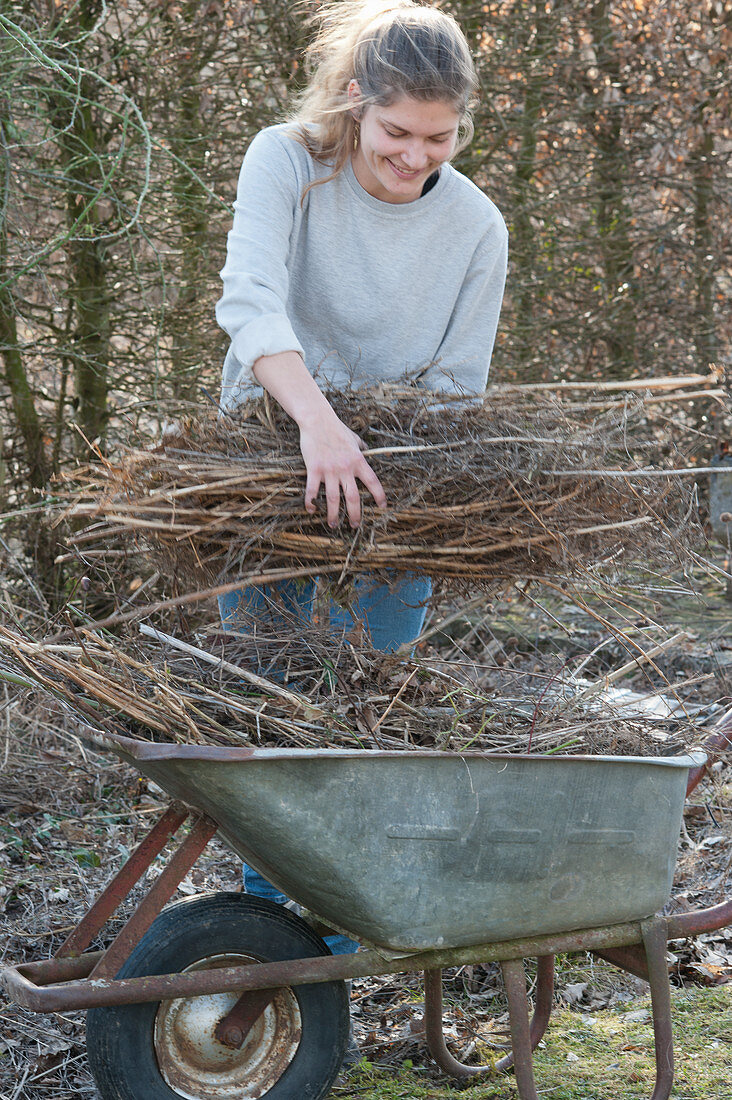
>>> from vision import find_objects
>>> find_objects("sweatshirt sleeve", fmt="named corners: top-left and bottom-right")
top-left (216, 129), bottom-right (305, 397)
top-left (424, 210), bottom-right (508, 395)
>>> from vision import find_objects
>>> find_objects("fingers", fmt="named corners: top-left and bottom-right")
top-left (357, 460), bottom-right (387, 511)
top-left (299, 421), bottom-right (386, 527)
top-left (342, 479), bottom-right (362, 529)
top-left (304, 470), bottom-right (321, 516)
top-left (305, 463), bottom-right (385, 528)
top-left (325, 474), bottom-right (342, 529)
top-left (330, 463), bottom-right (384, 528)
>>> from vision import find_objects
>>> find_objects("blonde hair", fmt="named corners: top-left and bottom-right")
top-left (289, 1), bottom-right (477, 195)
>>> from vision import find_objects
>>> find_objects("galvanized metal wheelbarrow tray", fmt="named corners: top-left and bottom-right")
top-left (4, 717), bottom-right (732, 1100)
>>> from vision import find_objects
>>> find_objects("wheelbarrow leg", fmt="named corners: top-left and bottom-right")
top-left (501, 958), bottom-right (540, 1100)
top-left (497, 954), bottom-right (554, 1072)
top-left (424, 968), bottom-right (495, 1079)
top-left (642, 916), bottom-right (674, 1100)
top-left (424, 961), bottom-right (544, 1098)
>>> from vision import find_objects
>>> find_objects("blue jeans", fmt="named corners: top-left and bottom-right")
top-left (219, 572), bottom-right (433, 954)
top-left (218, 573), bottom-right (432, 653)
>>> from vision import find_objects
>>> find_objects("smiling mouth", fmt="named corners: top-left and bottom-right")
top-left (386, 158), bottom-right (423, 181)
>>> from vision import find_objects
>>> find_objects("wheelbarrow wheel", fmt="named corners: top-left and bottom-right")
top-left (86, 891), bottom-right (350, 1100)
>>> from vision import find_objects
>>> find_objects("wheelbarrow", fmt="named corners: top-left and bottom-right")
top-left (3, 717), bottom-right (732, 1100)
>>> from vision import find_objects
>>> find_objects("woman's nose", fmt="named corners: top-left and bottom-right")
top-left (402, 142), bottom-right (429, 169)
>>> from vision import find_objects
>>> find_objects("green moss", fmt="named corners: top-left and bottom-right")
top-left (331, 986), bottom-right (732, 1100)
top-left (332, 1058), bottom-right (515, 1098)
top-left (533, 987), bottom-right (732, 1099)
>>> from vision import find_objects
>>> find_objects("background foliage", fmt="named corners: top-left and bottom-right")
top-left (0, 0), bottom-right (730, 585)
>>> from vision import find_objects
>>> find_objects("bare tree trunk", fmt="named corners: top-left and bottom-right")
top-left (512, 4), bottom-right (556, 365)
top-left (52, 1), bottom-right (110, 449)
top-left (584, 0), bottom-right (637, 378)
top-left (0, 115), bottom-right (48, 491)
top-left (57, 95), bottom-right (110, 447)
top-left (168, 88), bottom-right (209, 403)
top-left (162, 3), bottom-right (212, 406)
top-left (691, 127), bottom-right (719, 374)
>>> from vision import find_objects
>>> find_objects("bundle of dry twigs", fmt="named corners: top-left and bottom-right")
top-left (0, 619), bottom-right (698, 758)
top-left (60, 385), bottom-right (700, 591)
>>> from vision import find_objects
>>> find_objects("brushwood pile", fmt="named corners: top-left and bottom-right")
top-left (0, 622), bottom-right (704, 759)
top-left (63, 385), bottom-right (698, 590)
top-left (7, 384), bottom-right (716, 758)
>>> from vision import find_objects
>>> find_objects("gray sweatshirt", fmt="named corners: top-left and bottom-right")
top-left (217, 124), bottom-right (508, 409)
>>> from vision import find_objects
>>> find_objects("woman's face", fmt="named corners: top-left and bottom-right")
top-left (349, 85), bottom-right (461, 204)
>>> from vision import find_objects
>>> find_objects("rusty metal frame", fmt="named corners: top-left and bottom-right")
top-left (4, 803), bottom-right (689, 1018)
top-left (3, 917), bottom-right (654, 1012)
top-left (641, 916), bottom-right (674, 1100)
top-left (423, 954), bottom-right (555, 1083)
top-left (89, 812), bottom-right (218, 979)
top-left (215, 988), bottom-right (281, 1049)
top-left (497, 954), bottom-right (555, 1074)
top-left (1, 899), bottom-right (722, 1100)
top-left (686, 705), bottom-right (732, 796)
top-left (0, 915), bottom-right (681, 1100)
top-left (501, 959), bottom-right (539, 1100)
top-left (55, 801), bottom-right (190, 959)
top-left (27, 802), bottom-right (218, 993)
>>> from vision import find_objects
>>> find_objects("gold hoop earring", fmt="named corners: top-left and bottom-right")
top-left (353, 121), bottom-right (360, 151)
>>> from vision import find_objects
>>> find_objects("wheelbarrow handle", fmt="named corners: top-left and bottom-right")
top-left (686, 704), bottom-right (732, 797)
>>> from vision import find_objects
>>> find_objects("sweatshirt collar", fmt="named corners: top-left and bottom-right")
top-left (343, 156), bottom-right (452, 215)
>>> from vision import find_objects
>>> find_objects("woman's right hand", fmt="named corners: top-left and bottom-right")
top-left (299, 409), bottom-right (387, 528)
top-left (251, 350), bottom-right (387, 529)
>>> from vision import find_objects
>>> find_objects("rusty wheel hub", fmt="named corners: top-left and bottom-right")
top-left (154, 954), bottom-right (302, 1099)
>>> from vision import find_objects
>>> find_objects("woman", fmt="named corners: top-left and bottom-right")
top-left (216, 0), bottom-right (507, 947)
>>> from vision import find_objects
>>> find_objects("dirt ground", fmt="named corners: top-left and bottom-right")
top-left (1, 577), bottom-right (732, 1098)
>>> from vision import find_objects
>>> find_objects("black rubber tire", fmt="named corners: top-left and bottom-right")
top-left (86, 892), bottom-right (350, 1100)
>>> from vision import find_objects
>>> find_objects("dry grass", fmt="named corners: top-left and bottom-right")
top-left (0, 606), bottom-right (708, 757)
